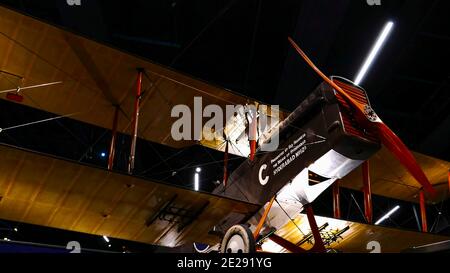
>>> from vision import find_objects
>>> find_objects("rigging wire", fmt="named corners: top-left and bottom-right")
top-left (244, 0), bottom-right (262, 90)
top-left (0, 130), bottom-right (21, 146)
top-left (0, 81), bottom-right (62, 94)
top-left (144, 153), bottom-right (245, 177)
top-left (138, 147), bottom-right (189, 175)
top-left (77, 128), bottom-right (110, 162)
top-left (170, 0), bottom-right (238, 66)
top-left (0, 111), bottom-right (82, 133)
top-left (0, 31), bottom-right (116, 106)
top-left (143, 136), bottom-right (329, 178)
top-left (22, 93), bottom-right (90, 148)
top-left (274, 197), bottom-right (305, 236)
top-left (350, 193), bottom-right (368, 223)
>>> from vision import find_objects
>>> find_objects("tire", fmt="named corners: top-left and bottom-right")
top-left (220, 224), bottom-right (256, 253)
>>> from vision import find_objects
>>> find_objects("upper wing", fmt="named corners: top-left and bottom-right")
top-left (0, 144), bottom-right (259, 247)
top-left (0, 6), bottom-right (286, 157)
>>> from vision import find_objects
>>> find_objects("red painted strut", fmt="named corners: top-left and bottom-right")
top-left (128, 69), bottom-right (143, 174)
top-left (332, 180), bottom-right (341, 219)
top-left (362, 161), bottom-right (373, 224)
top-left (108, 106), bottom-right (119, 170)
top-left (420, 190), bottom-right (428, 232)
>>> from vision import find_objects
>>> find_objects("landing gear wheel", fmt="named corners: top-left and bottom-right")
top-left (220, 224), bottom-right (255, 253)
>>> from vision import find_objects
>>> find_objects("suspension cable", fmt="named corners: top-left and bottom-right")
top-left (274, 197), bottom-right (305, 236)
top-left (0, 112), bottom-right (82, 133)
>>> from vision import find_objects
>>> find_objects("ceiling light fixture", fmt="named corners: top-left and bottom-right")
top-left (194, 172), bottom-right (199, 191)
top-left (354, 21), bottom-right (394, 86)
top-left (375, 205), bottom-right (400, 225)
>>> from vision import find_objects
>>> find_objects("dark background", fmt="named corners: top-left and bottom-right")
top-left (0, 0), bottom-right (449, 252)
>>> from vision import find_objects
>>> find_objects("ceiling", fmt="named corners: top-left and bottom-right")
top-left (0, 0), bottom-right (449, 244)
top-left (1, 0), bottom-right (447, 160)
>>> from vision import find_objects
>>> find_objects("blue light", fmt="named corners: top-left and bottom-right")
top-left (100, 152), bottom-right (106, 158)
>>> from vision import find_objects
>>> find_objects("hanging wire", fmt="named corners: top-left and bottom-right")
top-left (132, 116), bottom-right (187, 184)
top-left (350, 193), bottom-right (367, 223)
top-left (0, 111), bottom-right (82, 133)
top-left (143, 134), bottom-right (332, 179)
top-left (142, 154), bottom-right (246, 177)
top-left (77, 128), bottom-right (110, 162)
top-left (0, 70), bottom-right (22, 87)
top-left (228, 139), bottom-right (247, 158)
top-left (22, 93), bottom-right (90, 148)
top-left (305, 140), bottom-right (327, 146)
top-left (0, 30), bottom-right (132, 155)
top-left (0, 130), bottom-right (21, 146)
top-left (0, 31), bottom-right (116, 105)
top-left (142, 141), bottom-right (185, 184)
top-left (430, 201), bottom-right (447, 232)
top-left (138, 146), bottom-right (189, 175)
top-left (244, 0), bottom-right (262, 89)
top-left (201, 144), bottom-right (226, 170)
top-left (0, 81), bottom-right (62, 94)
top-left (343, 191), bottom-right (353, 220)
top-left (274, 197), bottom-right (305, 236)
top-left (170, 0), bottom-right (238, 66)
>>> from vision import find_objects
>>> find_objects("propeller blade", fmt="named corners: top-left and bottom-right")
top-left (287, 37), bottom-right (436, 197)
top-left (376, 122), bottom-right (436, 196)
top-left (287, 37), bottom-right (367, 116)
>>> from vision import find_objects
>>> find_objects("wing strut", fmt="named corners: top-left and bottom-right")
top-left (420, 190), bottom-right (428, 232)
top-left (266, 204), bottom-right (326, 253)
top-left (128, 68), bottom-right (144, 174)
top-left (269, 234), bottom-right (306, 253)
top-left (304, 204), bottom-right (326, 253)
top-left (108, 106), bottom-right (120, 170)
top-left (253, 196), bottom-right (276, 240)
top-left (362, 161), bottom-right (373, 224)
top-left (249, 104), bottom-right (258, 161)
top-left (332, 180), bottom-right (341, 219)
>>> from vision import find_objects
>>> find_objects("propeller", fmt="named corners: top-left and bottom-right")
top-left (287, 37), bottom-right (436, 197)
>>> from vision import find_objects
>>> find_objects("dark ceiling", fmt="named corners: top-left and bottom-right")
top-left (0, 0), bottom-right (449, 247)
top-left (1, 0), bottom-right (449, 191)
top-left (2, 0), bottom-right (448, 159)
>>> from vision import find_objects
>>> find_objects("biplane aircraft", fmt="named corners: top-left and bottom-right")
top-left (1, 6), bottom-right (450, 253)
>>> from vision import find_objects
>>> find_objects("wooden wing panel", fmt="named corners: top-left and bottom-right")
top-left (0, 144), bottom-right (259, 246)
top-left (275, 214), bottom-right (450, 253)
top-left (0, 6), bottom-right (286, 155)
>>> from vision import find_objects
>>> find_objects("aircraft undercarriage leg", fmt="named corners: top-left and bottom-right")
top-left (304, 204), bottom-right (326, 253)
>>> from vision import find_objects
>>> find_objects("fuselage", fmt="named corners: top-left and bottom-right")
top-left (213, 77), bottom-right (381, 232)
